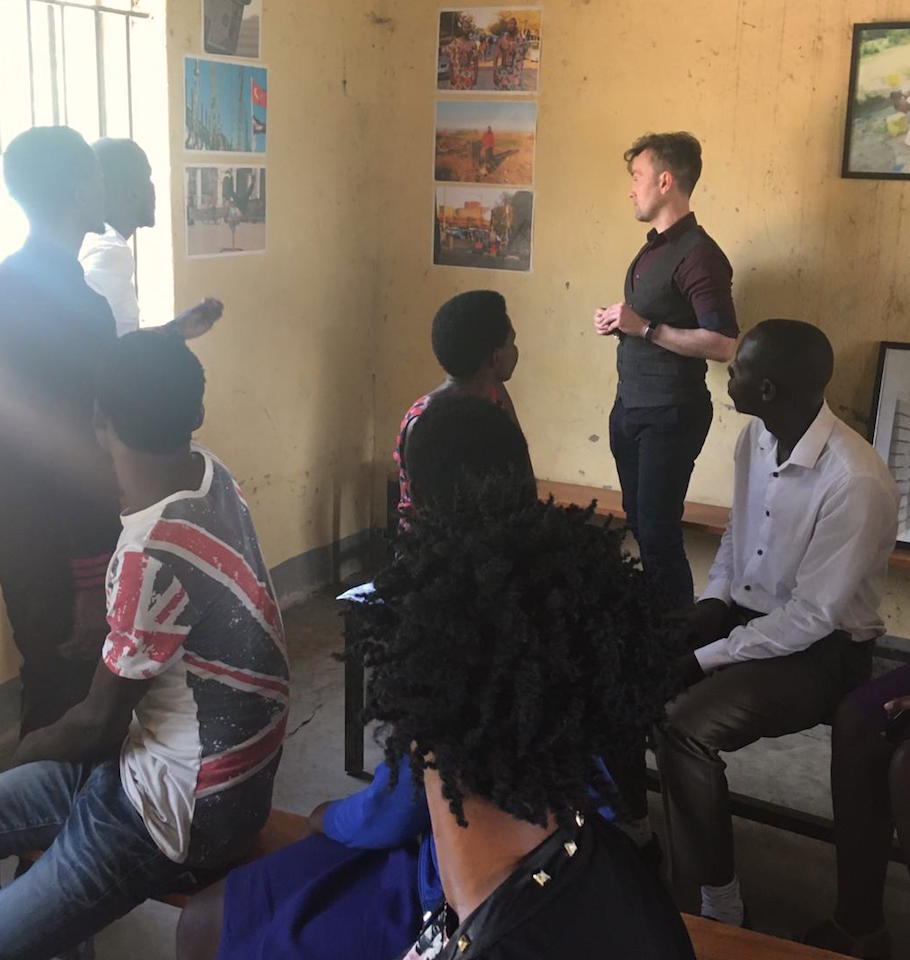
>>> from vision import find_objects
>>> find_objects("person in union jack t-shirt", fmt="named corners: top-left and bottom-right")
top-left (0, 330), bottom-right (289, 958)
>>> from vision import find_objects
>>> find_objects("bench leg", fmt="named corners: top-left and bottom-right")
top-left (343, 611), bottom-right (365, 777)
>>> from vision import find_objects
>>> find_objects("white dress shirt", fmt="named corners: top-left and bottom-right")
top-left (697, 402), bottom-right (899, 673)
top-left (79, 224), bottom-right (140, 338)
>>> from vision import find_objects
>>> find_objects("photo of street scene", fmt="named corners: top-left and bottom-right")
top-left (185, 57), bottom-right (267, 154)
top-left (844, 25), bottom-right (910, 177)
top-left (437, 8), bottom-right (541, 93)
top-left (434, 184), bottom-right (533, 272)
top-left (203, 0), bottom-right (262, 59)
top-left (185, 166), bottom-right (266, 257)
top-left (435, 100), bottom-right (536, 185)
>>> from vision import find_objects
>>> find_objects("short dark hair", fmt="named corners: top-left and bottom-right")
top-left (745, 318), bottom-right (834, 396)
top-left (3, 126), bottom-right (97, 221)
top-left (92, 137), bottom-right (147, 194)
top-left (97, 331), bottom-right (205, 453)
top-left (349, 397), bottom-right (684, 830)
top-left (624, 132), bottom-right (703, 196)
top-left (406, 395), bottom-right (534, 512)
top-left (431, 291), bottom-right (511, 379)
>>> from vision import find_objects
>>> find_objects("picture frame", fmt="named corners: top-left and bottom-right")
top-left (868, 341), bottom-right (910, 548)
top-left (843, 22), bottom-right (910, 179)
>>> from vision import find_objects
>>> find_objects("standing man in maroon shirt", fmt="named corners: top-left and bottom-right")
top-left (593, 132), bottom-right (738, 853)
top-left (594, 132), bottom-right (738, 612)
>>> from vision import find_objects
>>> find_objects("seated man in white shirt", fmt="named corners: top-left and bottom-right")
top-left (80, 138), bottom-right (222, 338)
top-left (655, 318), bottom-right (899, 928)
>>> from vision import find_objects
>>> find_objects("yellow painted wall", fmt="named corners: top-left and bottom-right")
top-left (164, 0), bottom-right (381, 571)
top-left (371, 0), bottom-right (910, 504)
top-left (368, 0), bottom-right (910, 632)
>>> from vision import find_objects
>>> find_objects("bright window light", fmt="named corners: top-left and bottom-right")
top-left (0, 0), bottom-right (173, 323)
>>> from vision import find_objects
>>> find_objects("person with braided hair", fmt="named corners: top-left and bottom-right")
top-left (359, 396), bottom-right (694, 959)
top-left (178, 396), bottom-right (693, 960)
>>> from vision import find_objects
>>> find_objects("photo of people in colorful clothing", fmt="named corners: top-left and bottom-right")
top-left (436, 8), bottom-right (541, 93)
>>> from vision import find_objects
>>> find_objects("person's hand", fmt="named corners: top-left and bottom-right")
top-left (596, 302), bottom-right (648, 338)
top-left (60, 586), bottom-right (108, 660)
top-left (885, 695), bottom-right (910, 717)
top-left (172, 297), bottom-right (223, 340)
top-left (678, 651), bottom-right (705, 689)
top-left (671, 598), bottom-right (729, 649)
top-left (307, 800), bottom-right (332, 837)
top-left (593, 306), bottom-right (613, 336)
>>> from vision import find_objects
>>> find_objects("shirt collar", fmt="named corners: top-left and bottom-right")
top-left (757, 402), bottom-right (836, 470)
top-left (646, 210), bottom-right (697, 245)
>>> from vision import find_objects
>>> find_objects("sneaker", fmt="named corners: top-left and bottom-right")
top-left (804, 918), bottom-right (891, 959)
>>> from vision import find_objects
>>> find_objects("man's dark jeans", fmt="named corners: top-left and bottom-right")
top-left (609, 393), bottom-right (713, 612)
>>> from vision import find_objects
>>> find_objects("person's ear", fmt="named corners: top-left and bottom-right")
top-left (659, 170), bottom-right (673, 194)
top-left (193, 403), bottom-right (205, 432)
top-left (760, 378), bottom-right (777, 403)
top-left (93, 402), bottom-right (112, 451)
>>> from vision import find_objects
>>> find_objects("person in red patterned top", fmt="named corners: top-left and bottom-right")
top-left (0, 331), bottom-right (288, 958)
top-left (394, 291), bottom-right (520, 524)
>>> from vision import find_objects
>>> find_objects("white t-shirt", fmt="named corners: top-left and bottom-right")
top-left (79, 224), bottom-right (140, 338)
top-left (103, 448), bottom-right (290, 862)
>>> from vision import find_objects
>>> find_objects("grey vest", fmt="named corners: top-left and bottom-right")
top-left (616, 223), bottom-right (720, 408)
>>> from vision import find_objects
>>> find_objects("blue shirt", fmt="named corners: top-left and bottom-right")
top-left (322, 758), bottom-right (616, 914)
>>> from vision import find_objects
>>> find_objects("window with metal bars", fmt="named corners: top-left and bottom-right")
top-left (0, 0), bottom-right (174, 322)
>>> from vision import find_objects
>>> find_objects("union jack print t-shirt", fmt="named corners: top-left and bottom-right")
top-left (102, 446), bottom-right (289, 863)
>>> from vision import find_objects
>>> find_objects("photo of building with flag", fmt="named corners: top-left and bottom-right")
top-left (185, 57), bottom-right (268, 154)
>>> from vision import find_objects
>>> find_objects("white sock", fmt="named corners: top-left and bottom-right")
top-left (615, 815), bottom-right (652, 848)
top-left (701, 875), bottom-right (744, 926)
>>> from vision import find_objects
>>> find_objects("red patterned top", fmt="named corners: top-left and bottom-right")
top-left (394, 394), bottom-right (433, 522)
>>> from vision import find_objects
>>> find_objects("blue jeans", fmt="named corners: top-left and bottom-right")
top-left (0, 758), bottom-right (192, 959)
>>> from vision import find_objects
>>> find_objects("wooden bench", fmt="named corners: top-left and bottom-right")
top-left (20, 807), bottom-right (308, 910)
top-left (536, 479), bottom-right (910, 571)
top-left (684, 915), bottom-right (849, 959)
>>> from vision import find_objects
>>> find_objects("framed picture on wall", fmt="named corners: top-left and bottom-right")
top-left (843, 22), bottom-right (910, 179)
top-left (869, 341), bottom-right (910, 548)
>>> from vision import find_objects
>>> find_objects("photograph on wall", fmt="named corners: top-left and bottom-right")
top-left (433, 184), bottom-right (533, 272)
top-left (869, 342), bottom-right (910, 546)
top-left (185, 57), bottom-right (267, 154)
top-left (435, 100), bottom-right (536, 185)
top-left (843, 23), bottom-right (910, 178)
top-left (203, 0), bottom-right (262, 59)
top-left (436, 8), bottom-right (541, 93)
top-left (185, 165), bottom-right (266, 258)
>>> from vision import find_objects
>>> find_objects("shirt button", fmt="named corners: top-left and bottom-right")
top-left (772, 471), bottom-right (779, 478)
top-left (744, 585), bottom-right (752, 591)
top-left (765, 510), bottom-right (770, 517)
top-left (757, 549), bottom-right (763, 556)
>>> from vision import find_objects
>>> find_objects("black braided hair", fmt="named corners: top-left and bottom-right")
top-left (348, 396), bottom-right (685, 828)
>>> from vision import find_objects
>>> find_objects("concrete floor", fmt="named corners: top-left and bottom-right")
top-left (3, 588), bottom-right (909, 958)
